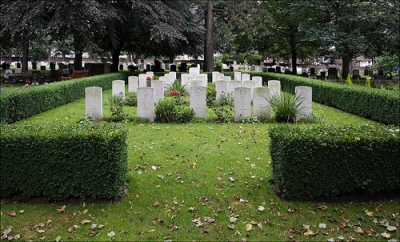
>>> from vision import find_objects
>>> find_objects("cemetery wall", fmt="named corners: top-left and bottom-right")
top-left (269, 124), bottom-right (400, 200)
top-left (0, 123), bottom-right (128, 200)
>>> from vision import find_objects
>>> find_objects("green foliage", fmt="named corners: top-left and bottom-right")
top-left (338, 75), bottom-right (343, 83)
top-left (0, 73), bottom-right (127, 124)
top-left (211, 93), bottom-right (234, 123)
top-left (107, 94), bottom-right (127, 120)
top-left (124, 91), bottom-right (137, 106)
top-left (167, 79), bottom-right (188, 96)
top-left (0, 123), bottom-right (128, 200)
top-left (365, 78), bottom-right (371, 87)
top-left (268, 92), bottom-right (302, 123)
top-left (355, 76), bottom-right (361, 85)
top-left (155, 96), bottom-right (194, 123)
top-left (371, 77), bottom-right (377, 88)
top-left (260, 72), bottom-right (400, 125)
top-left (269, 124), bottom-right (400, 199)
top-left (386, 82), bottom-right (400, 92)
top-left (372, 55), bottom-right (399, 72)
top-left (345, 74), bottom-right (353, 85)
top-left (214, 61), bottom-right (222, 68)
top-left (206, 83), bottom-right (216, 106)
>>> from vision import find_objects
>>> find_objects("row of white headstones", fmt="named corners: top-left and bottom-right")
top-left (85, 68), bottom-right (312, 122)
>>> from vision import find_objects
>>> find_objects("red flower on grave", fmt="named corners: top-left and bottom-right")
top-left (170, 91), bottom-right (175, 96)
top-left (146, 76), bottom-right (152, 81)
top-left (176, 91), bottom-right (181, 95)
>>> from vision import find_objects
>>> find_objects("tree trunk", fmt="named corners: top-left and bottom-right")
top-left (111, 48), bottom-right (122, 73)
top-left (73, 31), bottom-right (83, 70)
top-left (21, 37), bottom-right (29, 72)
top-left (290, 33), bottom-right (297, 75)
top-left (203, 0), bottom-right (214, 72)
top-left (341, 55), bottom-right (352, 78)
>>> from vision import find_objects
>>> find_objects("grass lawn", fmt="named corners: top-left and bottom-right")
top-left (1, 89), bottom-right (399, 241)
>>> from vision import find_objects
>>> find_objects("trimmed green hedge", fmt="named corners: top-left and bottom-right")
top-left (269, 124), bottom-right (400, 199)
top-left (0, 73), bottom-right (127, 124)
top-left (247, 72), bottom-right (400, 125)
top-left (0, 123), bottom-right (128, 200)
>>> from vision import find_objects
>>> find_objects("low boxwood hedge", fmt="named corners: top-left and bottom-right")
top-left (0, 123), bottom-right (128, 201)
top-left (269, 124), bottom-right (400, 200)
top-left (0, 73), bottom-right (127, 124)
top-left (247, 72), bottom-right (400, 125)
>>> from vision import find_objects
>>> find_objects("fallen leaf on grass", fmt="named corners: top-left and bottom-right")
top-left (7, 211), bottom-right (17, 217)
top-left (227, 224), bottom-right (235, 230)
top-left (245, 224), bottom-right (252, 231)
top-left (80, 220), bottom-right (91, 225)
top-left (380, 232), bottom-right (391, 239)
top-left (107, 231), bottom-right (115, 238)
top-left (57, 205), bottom-right (67, 213)
top-left (230, 217), bottom-right (238, 223)
top-left (170, 225), bottom-right (179, 231)
top-left (364, 209), bottom-right (373, 216)
top-left (303, 230), bottom-right (316, 236)
top-left (354, 226), bottom-right (364, 234)
top-left (258, 206), bottom-right (265, 212)
top-left (387, 225), bottom-right (397, 232)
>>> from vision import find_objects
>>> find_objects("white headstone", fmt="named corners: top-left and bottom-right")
top-left (242, 73), bottom-right (251, 82)
top-left (229, 80), bottom-right (242, 94)
top-left (216, 73), bottom-right (225, 82)
top-left (268, 80), bottom-right (281, 98)
top-left (253, 87), bottom-right (271, 118)
top-left (137, 87), bottom-right (154, 122)
top-left (189, 67), bottom-right (200, 76)
top-left (194, 75), bottom-right (207, 87)
top-left (151, 80), bottom-right (164, 103)
top-left (181, 74), bottom-right (194, 87)
top-left (224, 76), bottom-right (231, 82)
top-left (212, 71), bottom-right (220, 82)
top-left (128, 76), bottom-right (139, 92)
top-left (112, 80), bottom-right (125, 97)
top-left (234, 87), bottom-right (251, 122)
top-left (252, 76), bottom-right (263, 87)
top-left (295, 86), bottom-right (313, 121)
top-left (242, 80), bottom-right (255, 99)
top-left (199, 73), bottom-right (208, 83)
top-left (190, 79), bottom-right (205, 87)
top-left (215, 80), bottom-right (230, 101)
top-left (234, 72), bottom-right (242, 81)
top-left (85, 86), bottom-right (102, 120)
top-left (139, 74), bottom-right (147, 87)
top-left (169, 72), bottom-right (177, 83)
top-left (190, 86), bottom-right (207, 118)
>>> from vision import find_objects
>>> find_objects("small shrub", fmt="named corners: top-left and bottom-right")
top-left (211, 93), bottom-right (234, 123)
top-left (338, 75), bottom-right (343, 83)
top-left (155, 97), bottom-right (194, 123)
top-left (346, 74), bottom-right (353, 85)
top-left (365, 78), bottom-right (371, 87)
top-left (371, 77), bottom-right (377, 88)
top-left (206, 83), bottom-right (216, 106)
top-left (124, 92), bottom-right (137, 106)
top-left (355, 76), bottom-right (361, 85)
top-left (107, 94), bottom-right (127, 120)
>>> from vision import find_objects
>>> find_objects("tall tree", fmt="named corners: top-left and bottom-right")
top-left (95, 0), bottom-right (202, 72)
top-left (260, 0), bottom-right (324, 74)
top-left (318, 0), bottom-right (399, 77)
top-left (203, 0), bottom-right (214, 72)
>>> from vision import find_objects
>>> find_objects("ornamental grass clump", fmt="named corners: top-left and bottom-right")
top-left (268, 92), bottom-right (302, 123)
top-left (167, 79), bottom-right (188, 96)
